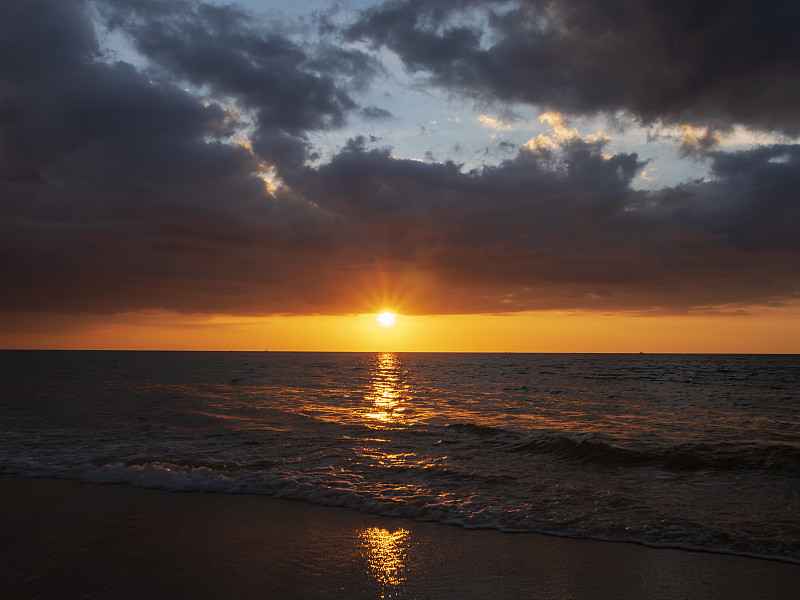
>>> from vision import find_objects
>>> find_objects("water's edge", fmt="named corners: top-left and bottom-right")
top-left (7, 470), bottom-right (799, 566)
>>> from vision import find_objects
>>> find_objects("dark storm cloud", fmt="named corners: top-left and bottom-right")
top-left (99, 0), bottom-right (379, 174)
top-left (349, 0), bottom-right (800, 134)
top-left (287, 136), bottom-right (800, 313)
top-left (0, 0), bottom-right (236, 184)
top-left (0, 0), bottom-right (352, 313)
top-left (0, 0), bottom-right (798, 318)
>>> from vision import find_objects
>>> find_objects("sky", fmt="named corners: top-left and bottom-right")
top-left (1, 0), bottom-right (799, 352)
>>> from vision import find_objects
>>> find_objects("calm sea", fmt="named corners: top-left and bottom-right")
top-left (1, 351), bottom-right (798, 562)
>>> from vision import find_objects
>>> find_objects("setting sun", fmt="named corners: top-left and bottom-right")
top-left (376, 312), bottom-right (397, 327)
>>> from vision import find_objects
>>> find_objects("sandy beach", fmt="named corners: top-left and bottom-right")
top-left (1, 475), bottom-right (798, 599)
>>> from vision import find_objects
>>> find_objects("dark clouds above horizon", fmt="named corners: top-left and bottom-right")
top-left (1, 0), bottom-right (799, 317)
top-left (350, 0), bottom-right (800, 135)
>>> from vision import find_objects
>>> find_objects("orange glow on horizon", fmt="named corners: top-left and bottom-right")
top-left (1, 304), bottom-right (799, 353)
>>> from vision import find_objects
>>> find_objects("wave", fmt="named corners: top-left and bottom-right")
top-left (3, 463), bottom-right (798, 565)
top-left (447, 422), bottom-right (800, 475)
top-left (520, 438), bottom-right (800, 475)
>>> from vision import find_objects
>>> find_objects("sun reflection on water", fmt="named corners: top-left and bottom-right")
top-left (364, 352), bottom-right (406, 425)
top-left (359, 526), bottom-right (410, 590)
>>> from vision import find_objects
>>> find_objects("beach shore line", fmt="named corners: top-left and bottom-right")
top-left (2, 474), bottom-right (798, 599)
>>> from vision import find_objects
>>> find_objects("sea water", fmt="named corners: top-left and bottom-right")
top-left (1, 350), bottom-right (798, 562)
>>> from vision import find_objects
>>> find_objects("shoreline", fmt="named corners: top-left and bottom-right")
top-left (2, 475), bottom-right (799, 599)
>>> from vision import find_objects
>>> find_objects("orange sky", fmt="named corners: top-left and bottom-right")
top-left (2, 305), bottom-right (798, 353)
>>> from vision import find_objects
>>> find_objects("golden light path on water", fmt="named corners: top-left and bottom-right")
top-left (364, 352), bottom-right (405, 424)
top-left (359, 526), bottom-right (411, 591)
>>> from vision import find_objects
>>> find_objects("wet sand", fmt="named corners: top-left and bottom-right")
top-left (1, 475), bottom-right (798, 599)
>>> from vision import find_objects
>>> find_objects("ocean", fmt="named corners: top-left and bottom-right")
top-left (1, 350), bottom-right (798, 563)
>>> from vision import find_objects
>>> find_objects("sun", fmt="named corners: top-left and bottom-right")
top-left (376, 312), bottom-right (397, 327)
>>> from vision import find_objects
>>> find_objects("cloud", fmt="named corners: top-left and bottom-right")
top-left (0, 0), bottom-right (340, 313)
top-left (523, 112), bottom-right (610, 153)
top-left (282, 129), bottom-right (800, 313)
top-left (349, 0), bottom-right (800, 134)
top-left (0, 0), bottom-right (798, 319)
top-left (98, 0), bottom-right (380, 176)
top-left (679, 125), bottom-right (724, 156)
top-left (477, 115), bottom-right (512, 131)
